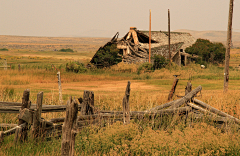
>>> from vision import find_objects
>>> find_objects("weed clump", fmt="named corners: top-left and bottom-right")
top-left (152, 54), bottom-right (169, 69)
top-left (0, 48), bottom-right (8, 51)
top-left (66, 61), bottom-right (87, 73)
top-left (137, 62), bottom-right (153, 75)
top-left (59, 48), bottom-right (74, 52)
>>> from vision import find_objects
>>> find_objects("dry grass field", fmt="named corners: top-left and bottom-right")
top-left (0, 36), bottom-right (240, 155)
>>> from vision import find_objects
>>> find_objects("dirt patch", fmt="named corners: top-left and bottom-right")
top-left (63, 80), bottom-right (159, 92)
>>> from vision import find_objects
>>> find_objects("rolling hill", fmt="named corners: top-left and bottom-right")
top-left (174, 29), bottom-right (240, 48)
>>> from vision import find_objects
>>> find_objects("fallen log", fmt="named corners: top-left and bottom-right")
top-left (165, 86), bottom-right (202, 110)
top-left (136, 106), bottom-right (191, 116)
top-left (187, 102), bottom-right (220, 117)
top-left (148, 99), bottom-right (181, 112)
top-left (149, 85), bottom-right (202, 112)
top-left (193, 99), bottom-right (240, 124)
top-left (192, 113), bottom-right (230, 123)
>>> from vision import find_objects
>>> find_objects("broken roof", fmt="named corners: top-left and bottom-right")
top-left (139, 30), bottom-right (196, 50)
top-left (151, 42), bottom-right (184, 59)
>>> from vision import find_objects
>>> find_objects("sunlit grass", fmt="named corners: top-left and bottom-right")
top-left (0, 49), bottom-right (240, 155)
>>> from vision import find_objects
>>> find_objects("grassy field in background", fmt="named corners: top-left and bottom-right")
top-left (0, 38), bottom-right (240, 155)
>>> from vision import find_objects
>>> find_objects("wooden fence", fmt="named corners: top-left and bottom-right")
top-left (0, 81), bottom-right (240, 155)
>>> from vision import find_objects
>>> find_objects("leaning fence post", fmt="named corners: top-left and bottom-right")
top-left (185, 82), bottom-right (192, 95)
top-left (123, 81), bottom-right (131, 124)
top-left (81, 91), bottom-right (94, 115)
top-left (32, 92), bottom-right (43, 140)
top-left (18, 64), bottom-right (21, 71)
top-left (168, 75), bottom-right (179, 101)
top-left (14, 89), bottom-right (31, 143)
top-left (57, 71), bottom-right (63, 104)
top-left (61, 97), bottom-right (78, 156)
top-left (0, 131), bottom-right (4, 143)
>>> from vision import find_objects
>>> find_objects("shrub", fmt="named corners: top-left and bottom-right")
top-left (59, 48), bottom-right (74, 52)
top-left (0, 48), bottom-right (8, 51)
top-left (92, 43), bottom-right (122, 67)
top-left (185, 39), bottom-right (226, 64)
top-left (152, 54), bottom-right (169, 69)
top-left (66, 61), bottom-right (87, 73)
top-left (137, 62), bottom-right (153, 74)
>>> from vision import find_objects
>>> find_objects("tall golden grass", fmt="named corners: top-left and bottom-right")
top-left (1, 56), bottom-right (240, 155)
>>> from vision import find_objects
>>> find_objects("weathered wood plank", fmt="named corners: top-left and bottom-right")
top-left (163, 86), bottom-right (202, 110)
top-left (193, 99), bottom-right (240, 124)
top-left (49, 107), bottom-right (191, 124)
top-left (18, 108), bottom-right (33, 124)
top-left (32, 92), bottom-right (43, 139)
top-left (4, 123), bottom-right (27, 137)
top-left (14, 89), bottom-right (31, 143)
top-left (123, 81), bottom-right (131, 124)
top-left (0, 104), bottom-right (82, 113)
top-left (61, 97), bottom-right (78, 156)
top-left (0, 123), bottom-right (18, 128)
top-left (185, 82), bottom-right (192, 95)
top-left (168, 77), bottom-right (179, 101)
top-left (187, 102), bottom-right (222, 117)
top-left (81, 91), bottom-right (94, 115)
top-left (0, 131), bottom-right (3, 143)
top-left (149, 99), bottom-right (181, 112)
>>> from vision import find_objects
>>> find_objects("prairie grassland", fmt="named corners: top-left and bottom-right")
top-left (0, 49), bottom-right (240, 155)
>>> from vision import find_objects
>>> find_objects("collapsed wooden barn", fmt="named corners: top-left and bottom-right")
top-left (90, 27), bottom-right (197, 67)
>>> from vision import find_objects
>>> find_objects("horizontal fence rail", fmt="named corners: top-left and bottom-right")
top-left (0, 102), bottom-right (82, 113)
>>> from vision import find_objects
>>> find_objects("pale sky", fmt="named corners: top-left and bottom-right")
top-left (0, 0), bottom-right (239, 37)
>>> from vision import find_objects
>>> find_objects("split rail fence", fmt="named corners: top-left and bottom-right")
top-left (0, 81), bottom-right (240, 155)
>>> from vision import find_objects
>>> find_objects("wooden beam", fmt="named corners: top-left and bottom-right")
top-left (193, 99), bottom-right (240, 124)
top-left (0, 103), bottom-right (82, 113)
top-left (163, 86), bottom-right (202, 111)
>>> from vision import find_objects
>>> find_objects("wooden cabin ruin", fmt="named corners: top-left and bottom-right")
top-left (90, 27), bottom-right (197, 67)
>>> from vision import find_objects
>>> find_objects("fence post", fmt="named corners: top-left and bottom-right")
top-left (57, 71), bottom-right (63, 104)
top-left (14, 89), bottom-right (31, 143)
top-left (61, 97), bottom-right (78, 156)
top-left (81, 91), bottom-right (94, 115)
top-left (185, 82), bottom-right (192, 95)
top-left (123, 81), bottom-right (131, 124)
top-left (4, 59), bottom-right (7, 70)
top-left (18, 64), bottom-right (21, 71)
top-left (0, 131), bottom-right (4, 143)
top-left (32, 92), bottom-right (43, 140)
top-left (168, 76), bottom-right (179, 101)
